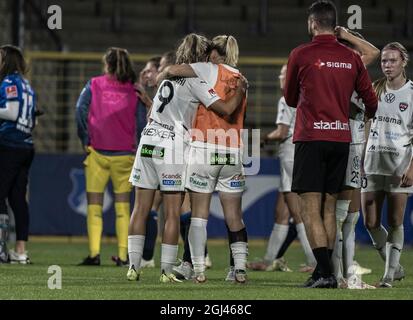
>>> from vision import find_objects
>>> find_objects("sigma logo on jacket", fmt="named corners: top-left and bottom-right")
top-left (314, 59), bottom-right (352, 70)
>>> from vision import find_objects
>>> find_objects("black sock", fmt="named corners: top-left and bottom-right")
top-left (312, 247), bottom-right (332, 278)
top-left (276, 222), bottom-right (297, 259)
top-left (182, 217), bottom-right (192, 264)
top-left (142, 210), bottom-right (158, 260)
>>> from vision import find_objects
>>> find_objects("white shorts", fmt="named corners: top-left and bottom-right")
top-left (185, 143), bottom-right (245, 193)
top-left (361, 174), bottom-right (413, 193)
top-left (279, 159), bottom-right (293, 192)
top-left (129, 130), bottom-right (189, 192)
top-left (343, 143), bottom-right (364, 189)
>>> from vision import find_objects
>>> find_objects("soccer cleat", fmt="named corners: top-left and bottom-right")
top-left (352, 261), bottom-right (372, 275)
top-left (112, 255), bottom-right (128, 267)
top-left (172, 261), bottom-right (194, 280)
top-left (266, 257), bottom-right (292, 272)
top-left (300, 276), bottom-right (317, 288)
top-left (141, 258), bottom-right (155, 268)
top-left (308, 276), bottom-right (338, 289)
top-left (205, 254), bottom-right (212, 269)
top-left (160, 271), bottom-right (183, 283)
top-left (225, 266), bottom-right (235, 282)
top-left (126, 265), bottom-right (140, 281)
top-left (234, 269), bottom-right (247, 284)
top-left (378, 278), bottom-right (393, 288)
top-left (337, 277), bottom-right (348, 289)
top-left (0, 241), bottom-right (8, 263)
top-left (78, 254), bottom-right (100, 266)
top-left (394, 265), bottom-right (405, 281)
top-left (193, 272), bottom-right (207, 283)
top-left (9, 250), bottom-right (31, 265)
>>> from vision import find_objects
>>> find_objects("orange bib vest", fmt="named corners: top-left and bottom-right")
top-left (193, 64), bottom-right (246, 148)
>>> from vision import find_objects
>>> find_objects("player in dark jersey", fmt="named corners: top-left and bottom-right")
top-left (0, 45), bottom-right (36, 264)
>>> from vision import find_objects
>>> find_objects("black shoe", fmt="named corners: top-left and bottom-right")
top-left (111, 255), bottom-right (128, 267)
top-left (78, 254), bottom-right (100, 266)
top-left (308, 276), bottom-right (338, 289)
top-left (300, 276), bottom-right (316, 288)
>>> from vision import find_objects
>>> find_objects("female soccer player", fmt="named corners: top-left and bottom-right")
top-left (160, 35), bottom-right (249, 283)
top-left (127, 33), bottom-right (247, 283)
top-left (248, 65), bottom-right (316, 274)
top-left (331, 27), bottom-right (379, 285)
top-left (76, 47), bottom-right (138, 266)
top-left (362, 42), bottom-right (412, 288)
top-left (0, 45), bottom-right (36, 264)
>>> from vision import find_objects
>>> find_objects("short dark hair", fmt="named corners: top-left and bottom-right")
top-left (147, 56), bottom-right (161, 70)
top-left (307, 0), bottom-right (337, 31)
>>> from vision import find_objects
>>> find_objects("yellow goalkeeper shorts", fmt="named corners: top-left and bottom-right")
top-left (84, 147), bottom-right (135, 194)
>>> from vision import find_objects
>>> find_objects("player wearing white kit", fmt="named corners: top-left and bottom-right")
top-left (247, 65), bottom-right (316, 273)
top-left (126, 33), bottom-right (246, 283)
top-left (160, 35), bottom-right (248, 283)
top-left (362, 42), bottom-right (412, 288)
top-left (331, 27), bottom-right (379, 287)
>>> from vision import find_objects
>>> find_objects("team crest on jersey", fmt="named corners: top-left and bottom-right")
top-left (208, 89), bottom-right (217, 97)
top-left (399, 102), bottom-right (408, 112)
top-left (384, 93), bottom-right (396, 103)
top-left (5, 85), bottom-right (18, 98)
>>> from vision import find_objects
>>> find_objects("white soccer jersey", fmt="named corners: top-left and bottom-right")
top-left (276, 96), bottom-right (295, 162)
top-left (364, 80), bottom-right (413, 177)
top-left (148, 77), bottom-right (220, 140)
top-left (350, 91), bottom-right (366, 144)
top-left (190, 62), bottom-right (240, 86)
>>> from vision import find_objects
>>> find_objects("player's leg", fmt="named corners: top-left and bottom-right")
top-left (380, 191), bottom-right (407, 287)
top-left (111, 154), bottom-right (135, 265)
top-left (81, 148), bottom-right (111, 265)
top-left (141, 190), bottom-right (162, 267)
top-left (7, 148), bottom-right (34, 264)
top-left (219, 190), bottom-right (248, 283)
top-left (159, 191), bottom-right (184, 282)
top-left (0, 145), bottom-right (22, 263)
top-left (361, 176), bottom-right (387, 261)
top-left (332, 188), bottom-right (352, 282)
top-left (286, 192), bottom-right (316, 272)
top-left (127, 187), bottom-right (156, 280)
top-left (188, 191), bottom-right (211, 282)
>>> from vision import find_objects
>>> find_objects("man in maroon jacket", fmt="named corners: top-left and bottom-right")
top-left (284, 0), bottom-right (378, 288)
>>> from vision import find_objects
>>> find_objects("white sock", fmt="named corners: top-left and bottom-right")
top-left (230, 241), bottom-right (248, 271)
top-left (263, 224), bottom-right (289, 262)
top-left (367, 225), bottom-right (388, 261)
top-left (189, 218), bottom-right (208, 274)
top-left (332, 200), bottom-right (350, 279)
top-left (296, 223), bottom-right (316, 266)
top-left (128, 235), bottom-right (145, 270)
top-left (342, 211), bottom-right (359, 277)
top-left (384, 225), bottom-right (404, 280)
top-left (160, 243), bottom-right (178, 274)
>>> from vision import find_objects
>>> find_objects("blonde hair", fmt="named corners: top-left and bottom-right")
top-left (103, 47), bottom-right (136, 83)
top-left (374, 42), bottom-right (409, 100)
top-left (175, 34), bottom-right (211, 64)
top-left (212, 35), bottom-right (239, 67)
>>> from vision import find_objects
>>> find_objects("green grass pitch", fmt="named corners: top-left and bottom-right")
top-left (1, 238), bottom-right (412, 300)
